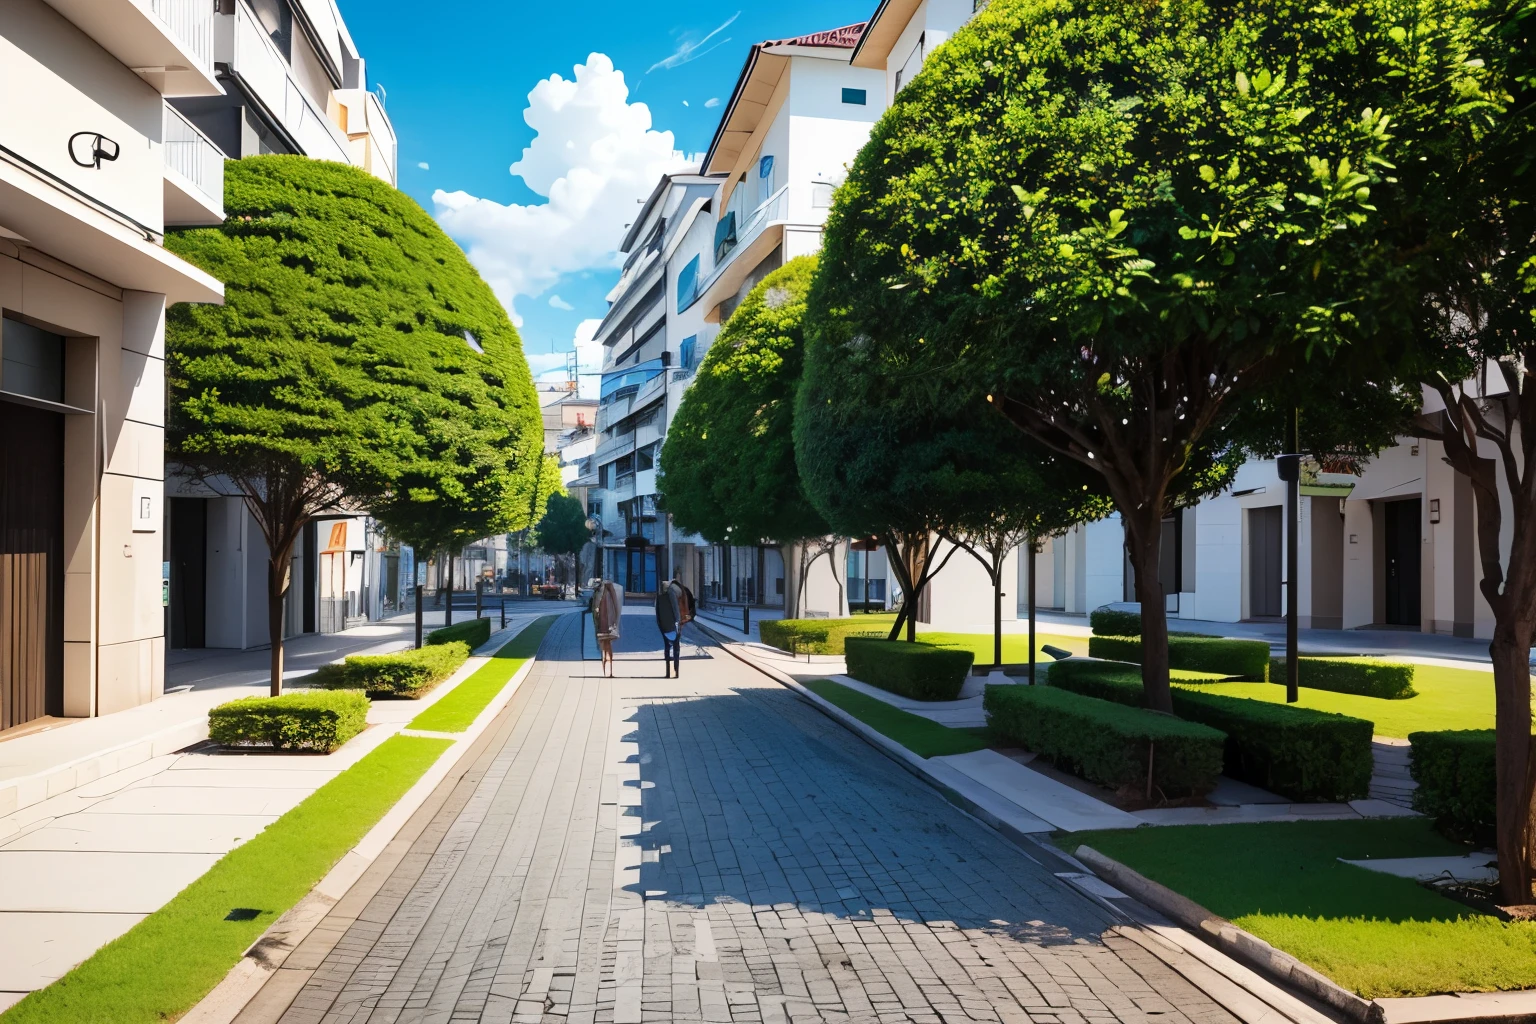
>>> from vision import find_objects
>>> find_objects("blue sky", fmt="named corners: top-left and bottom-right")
top-left (335, 0), bottom-right (873, 377)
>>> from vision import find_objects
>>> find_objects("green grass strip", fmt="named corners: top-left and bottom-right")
top-left (1061, 819), bottom-right (1536, 998)
top-left (408, 615), bottom-right (556, 733)
top-left (804, 678), bottom-right (989, 758)
top-left (1, 734), bottom-right (450, 1024)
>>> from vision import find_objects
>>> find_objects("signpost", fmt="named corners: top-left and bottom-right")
top-left (1276, 409), bottom-right (1301, 704)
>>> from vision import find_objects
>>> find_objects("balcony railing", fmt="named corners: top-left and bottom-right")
top-left (164, 102), bottom-right (224, 206)
top-left (149, 0), bottom-right (214, 71)
top-left (228, 3), bottom-right (350, 165)
top-left (701, 185), bottom-right (789, 295)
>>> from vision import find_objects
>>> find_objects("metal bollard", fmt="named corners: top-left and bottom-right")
top-left (500, 591), bottom-right (506, 629)
top-left (475, 580), bottom-right (483, 620)
top-left (414, 584), bottom-right (423, 649)
top-left (742, 605), bottom-right (749, 636)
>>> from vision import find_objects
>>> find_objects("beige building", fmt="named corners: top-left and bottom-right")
top-left (1, 0), bottom-right (225, 732)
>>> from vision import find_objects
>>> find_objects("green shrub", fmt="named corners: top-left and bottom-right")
top-left (1090, 608), bottom-right (1141, 636)
top-left (427, 616), bottom-right (491, 649)
top-left (312, 642), bottom-right (469, 698)
top-left (1408, 729), bottom-right (1495, 841)
top-left (1048, 659), bottom-right (1374, 801)
top-left (759, 617), bottom-right (886, 655)
top-left (209, 691), bottom-right (369, 752)
top-left (1088, 634), bottom-right (1271, 680)
top-left (1268, 657), bottom-right (1417, 699)
top-left (984, 685), bottom-right (1225, 796)
top-left (843, 637), bottom-right (973, 700)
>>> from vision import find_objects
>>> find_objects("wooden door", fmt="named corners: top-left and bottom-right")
top-left (0, 401), bottom-right (64, 729)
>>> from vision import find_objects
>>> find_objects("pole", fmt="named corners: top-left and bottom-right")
top-left (475, 578), bottom-right (483, 621)
top-left (1028, 541), bottom-right (1037, 684)
top-left (1284, 407), bottom-right (1300, 703)
top-left (743, 603), bottom-right (749, 637)
top-left (414, 583), bottom-right (423, 649)
top-left (500, 587), bottom-right (506, 629)
top-left (445, 553), bottom-right (454, 628)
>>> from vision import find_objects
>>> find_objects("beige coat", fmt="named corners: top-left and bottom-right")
top-left (593, 581), bottom-right (623, 641)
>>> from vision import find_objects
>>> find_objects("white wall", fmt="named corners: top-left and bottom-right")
top-left (925, 542), bottom-right (1018, 631)
top-left (785, 58), bottom-right (885, 226)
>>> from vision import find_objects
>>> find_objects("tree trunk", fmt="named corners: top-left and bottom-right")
top-left (887, 600), bottom-right (910, 642)
top-left (445, 553), bottom-right (454, 627)
top-left (1123, 513), bottom-right (1172, 713)
top-left (1027, 541), bottom-right (1037, 684)
top-left (906, 537), bottom-right (921, 642)
top-left (1490, 630), bottom-right (1536, 904)
top-left (992, 567), bottom-right (1003, 668)
top-left (266, 551), bottom-right (290, 697)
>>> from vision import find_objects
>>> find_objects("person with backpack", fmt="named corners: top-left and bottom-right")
top-left (655, 577), bottom-right (688, 678)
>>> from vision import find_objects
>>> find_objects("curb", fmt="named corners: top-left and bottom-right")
top-left (178, 618), bottom-right (552, 1024)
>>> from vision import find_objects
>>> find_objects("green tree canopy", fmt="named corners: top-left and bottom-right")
top-left (167, 155), bottom-right (544, 691)
top-left (810, 0), bottom-right (1444, 707)
top-left (660, 256), bottom-right (828, 546)
top-left (535, 492), bottom-right (590, 558)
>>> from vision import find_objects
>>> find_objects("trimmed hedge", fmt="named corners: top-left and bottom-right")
top-left (1048, 659), bottom-right (1374, 801)
top-left (209, 690), bottom-right (369, 752)
top-left (984, 684), bottom-right (1225, 796)
top-left (1088, 634), bottom-right (1271, 680)
top-left (758, 617), bottom-right (886, 655)
top-left (1269, 657), bottom-right (1417, 699)
top-left (1090, 608), bottom-right (1142, 637)
top-left (427, 616), bottom-right (491, 649)
top-left (843, 637), bottom-right (973, 700)
top-left (1408, 729), bottom-right (1495, 841)
top-left (312, 642), bottom-right (469, 698)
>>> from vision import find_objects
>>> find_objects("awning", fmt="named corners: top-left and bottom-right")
top-left (600, 358), bottom-right (664, 401)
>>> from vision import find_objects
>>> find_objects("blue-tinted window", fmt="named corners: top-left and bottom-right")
top-left (841, 88), bottom-right (867, 105)
top-left (679, 335), bottom-right (697, 370)
top-left (676, 255), bottom-right (700, 313)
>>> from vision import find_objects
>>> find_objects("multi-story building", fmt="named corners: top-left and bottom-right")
top-left (162, 0), bottom-right (400, 654)
top-left (584, 25), bottom-right (885, 609)
top-left (1, 0), bottom-right (226, 731)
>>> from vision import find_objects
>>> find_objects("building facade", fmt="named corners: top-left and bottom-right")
top-left (1, 0), bottom-right (226, 731)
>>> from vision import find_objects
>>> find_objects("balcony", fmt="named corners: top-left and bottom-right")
top-left (222, 3), bottom-right (350, 164)
top-left (697, 185), bottom-right (790, 321)
top-left (337, 88), bottom-right (399, 186)
top-left (163, 102), bottom-right (224, 227)
top-left (43, 0), bottom-right (222, 97)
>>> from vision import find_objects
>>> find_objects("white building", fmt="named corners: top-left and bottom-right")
top-left (162, 0), bottom-right (402, 653)
top-left (1, 0), bottom-right (226, 730)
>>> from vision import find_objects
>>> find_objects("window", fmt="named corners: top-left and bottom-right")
top-left (676, 255), bottom-right (699, 313)
top-left (758, 155), bottom-right (775, 203)
top-left (811, 182), bottom-right (834, 209)
top-left (714, 212), bottom-right (737, 262)
top-left (637, 446), bottom-right (655, 471)
top-left (679, 335), bottom-right (697, 370)
top-left (0, 317), bottom-right (64, 403)
top-left (841, 87), bottom-right (867, 105)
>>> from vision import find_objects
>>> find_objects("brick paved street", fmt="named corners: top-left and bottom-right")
top-left (271, 607), bottom-right (1242, 1024)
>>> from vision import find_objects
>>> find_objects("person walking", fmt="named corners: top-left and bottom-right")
top-left (655, 577), bottom-right (685, 678)
top-left (592, 577), bottom-right (623, 678)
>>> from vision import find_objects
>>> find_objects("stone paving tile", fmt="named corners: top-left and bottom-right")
top-left (274, 610), bottom-right (1241, 1024)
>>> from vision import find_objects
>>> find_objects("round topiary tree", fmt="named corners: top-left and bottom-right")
top-left (659, 257), bottom-right (841, 612)
top-left (167, 155), bottom-right (544, 694)
top-left (808, 0), bottom-right (1451, 709)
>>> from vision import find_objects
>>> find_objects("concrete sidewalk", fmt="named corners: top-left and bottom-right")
top-left (0, 614), bottom-right (544, 1011)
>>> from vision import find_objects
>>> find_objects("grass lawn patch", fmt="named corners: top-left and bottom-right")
top-left (1187, 662), bottom-right (1501, 737)
top-left (1064, 819), bottom-right (1536, 998)
top-left (914, 630), bottom-right (1089, 662)
top-left (803, 679), bottom-right (988, 758)
top-left (1, 734), bottom-right (450, 1024)
top-left (408, 615), bottom-right (555, 733)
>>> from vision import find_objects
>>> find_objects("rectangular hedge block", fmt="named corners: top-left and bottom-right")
top-left (1088, 634), bottom-right (1271, 680)
top-left (843, 637), bottom-right (973, 701)
top-left (209, 690), bottom-right (369, 752)
top-left (427, 616), bottom-right (491, 650)
top-left (1409, 729), bottom-right (1495, 841)
top-left (759, 617), bottom-right (886, 655)
top-left (1048, 659), bottom-right (1374, 801)
top-left (1089, 608), bottom-right (1142, 637)
top-left (1270, 657), bottom-right (1417, 699)
top-left (313, 642), bottom-right (469, 698)
top-left (984, 684), bottom-right (1225, 796)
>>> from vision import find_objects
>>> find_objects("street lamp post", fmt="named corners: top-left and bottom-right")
top-left (1277, 408), bottom-right (1301, 704)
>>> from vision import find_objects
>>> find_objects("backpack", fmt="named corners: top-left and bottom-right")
top-left (678, 584), bottom-right (696, 624)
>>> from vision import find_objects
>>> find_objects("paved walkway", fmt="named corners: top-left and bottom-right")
top-left (0, 615), bottom-right (545, 1010)
top-left (258, 607), bottom-right (1247, 1024)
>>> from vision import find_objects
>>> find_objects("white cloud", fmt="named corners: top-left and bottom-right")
top-left (648, 12), bottom-right (739, 73)
top-left (432, 54), bottom-right (696, 325)
top-left (704, 97), bottom-right (721, 109)
top-left (682, 99), bottom-right (690, 107)
top-left (417, 161), bottom-right (430, 170)
top-left (527, 352), bottom-right (569, 376)
top-left (548, 294), bottom-right (575, 311)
